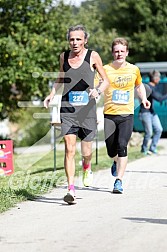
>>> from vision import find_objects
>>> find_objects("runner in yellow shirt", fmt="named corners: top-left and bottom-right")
top-left (103, 37), bottom-right (150, 193)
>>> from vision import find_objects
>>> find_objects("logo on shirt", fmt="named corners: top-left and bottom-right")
top-left (114, 75), bottom-right (132, 88)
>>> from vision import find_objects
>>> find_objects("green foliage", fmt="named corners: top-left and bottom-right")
top-left (71, 4), bottom-right (117, 64)
top-left (0, 0), bottom-right (73, 120)
top-left (15, 109), bottom-right (51, 147)
top-left (0, 0), bottom-right (115, 125)
top-left (85, 0), bottom-right (167, 62)
top-left (1, 0), bottom-right (167, 137)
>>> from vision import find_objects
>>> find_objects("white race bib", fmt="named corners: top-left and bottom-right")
top-left (112, 90), bottom-right (130, 104)
top-left (69, 91), bottom-right (89, 106)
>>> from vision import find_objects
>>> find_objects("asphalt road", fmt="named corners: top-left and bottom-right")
top-left (0, 139), bottom-right (167, 252)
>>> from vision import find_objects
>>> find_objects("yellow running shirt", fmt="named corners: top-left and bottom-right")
top-left (103, 62), bottom-right (142, 115)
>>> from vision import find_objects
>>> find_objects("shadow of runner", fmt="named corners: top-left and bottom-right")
top-left (126, 170), bottom-right (167, 174)
top-left (123, 217), bottom-right (167, 225)
top-left (29, 185), bottom-right (112, 206)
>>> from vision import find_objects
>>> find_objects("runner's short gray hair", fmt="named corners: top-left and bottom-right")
top-left (66, 24), bottom-right (89, 40)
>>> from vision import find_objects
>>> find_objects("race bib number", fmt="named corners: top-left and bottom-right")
top-left (112, 90), bottom-right (130, 104)
top-left (69, 91), bottom-right (89, 106)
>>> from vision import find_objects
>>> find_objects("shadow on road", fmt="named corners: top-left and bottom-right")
top-left (123, 217), bottom-right (167, 225)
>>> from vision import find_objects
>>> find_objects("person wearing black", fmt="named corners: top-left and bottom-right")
top-left (139, 70), bottom-right (167, 154)
top-left (44, 25), bottom-right (109, 204)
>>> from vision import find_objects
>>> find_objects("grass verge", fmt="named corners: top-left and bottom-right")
top-left (0, 145), bottom-right (144, 213)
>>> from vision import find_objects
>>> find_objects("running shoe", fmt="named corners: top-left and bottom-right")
top-left (63, 190), bottom-right (76, 204)
top-left (113, 179), bottom-right (123, 194)
top-left (83, 169), bottom-right (93, 187)
top-left (141, 150), bottom-right (148, 155)
top-left (111, 161), bottom-right (117, 177)
top-left (149, 149), bottom-right (158, 154)
top-left (141, 150), bottom-right (152, 155)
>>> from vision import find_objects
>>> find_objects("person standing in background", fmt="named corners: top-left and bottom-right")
top-left (139, 70), bottom-right (167, 155)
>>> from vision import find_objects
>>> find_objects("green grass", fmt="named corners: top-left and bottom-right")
top-left (0, 145), bottom-right (144, 213)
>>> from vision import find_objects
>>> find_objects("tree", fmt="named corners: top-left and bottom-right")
top-left (0, 0), bottom-right (116, 122)
top-left (0, 0), bottom-right (72, 121)
top-left (72, 3), bottom-right (117, 64)
top-left (83, 0), bottom-right (167, 62)
top-left (0, 0), bottom-right (116, 145)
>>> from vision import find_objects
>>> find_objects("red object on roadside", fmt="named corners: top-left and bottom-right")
top-left (0, 140), bottom-right (14, 176)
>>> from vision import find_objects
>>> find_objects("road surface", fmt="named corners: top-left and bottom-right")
top-left (0, 139), bottom-right (167, 252)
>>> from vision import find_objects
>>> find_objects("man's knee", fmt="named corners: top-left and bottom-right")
top-left (107, 149), bottom-right (117, 158)
top-left (156, 127), bottom-right (163, 135)
top-left (145, 129), bottom-right (152, 138)
top-left (118, 145), bottom-right (127, 157)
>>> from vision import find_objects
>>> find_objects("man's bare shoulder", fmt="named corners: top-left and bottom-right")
top-left (60, 52), bottom-right (65, 59)
top-left (90, 50), bottom-right (101, 63)
top-left (91, 50), bottom-right (100, 58)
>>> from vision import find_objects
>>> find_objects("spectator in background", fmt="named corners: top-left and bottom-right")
top-left (139, 70), bottom-right (167, 155)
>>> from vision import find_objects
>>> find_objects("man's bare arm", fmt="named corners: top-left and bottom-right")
top-left (89, 51), bottom-right (109, 98)
top-left (136, 83), bottom-right (151, 109)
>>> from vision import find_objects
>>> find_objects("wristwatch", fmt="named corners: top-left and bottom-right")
top-left (96, 88), bottom-right (101, 96)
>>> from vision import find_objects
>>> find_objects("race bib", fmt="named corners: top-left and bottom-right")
top-left (112, 90), bottom-right (130, 104)
top-left (69, 91), bottom-right (89, 106)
